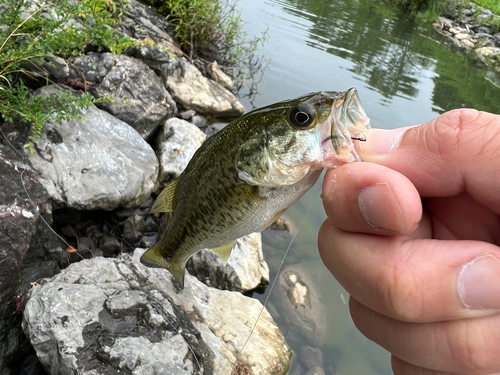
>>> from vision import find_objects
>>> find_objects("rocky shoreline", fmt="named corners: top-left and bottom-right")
top-left (433, 2), bottom-right (500, 72)
top-left (0, 1), bottom-right (332, 374)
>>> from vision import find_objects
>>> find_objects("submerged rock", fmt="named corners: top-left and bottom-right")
top-left (0, 145), bottom-right (61, 370)
top-left (29, 85), bottom-right (159, 211)
top-left (23, 249), bottom-right (291, 375)
top-left (159, 58), bottom-right (244, 117)
top-left (268, 264), bottom-right (329, 347)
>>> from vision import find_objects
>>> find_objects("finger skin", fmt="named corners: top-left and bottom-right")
top-left (350, 298), bottom-right (500, 375)
top-left (359, 109), bottom-right (500, 214)
top-left (391, 356), bottom-right (500, 375)
top-left (318, 219), bottom-right (500, 322)
top-left (322, 162), bottom-right (422, 235)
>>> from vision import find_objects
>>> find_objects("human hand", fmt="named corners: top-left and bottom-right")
top-left (318, 109), bottom-right (500, 375)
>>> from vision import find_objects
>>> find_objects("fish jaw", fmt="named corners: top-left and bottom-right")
top-left (319, 87), bottom-right (370, 168)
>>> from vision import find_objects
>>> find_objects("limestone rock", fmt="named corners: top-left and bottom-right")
top-left (186, 232), bottom-right (270, 292)
top-left (159, 58), bottom-right (244, 117)
top-left (29, 85), bottom-right (158, 210)
top-left (69, 53), bottom-right (176, 140)
top-left (156, 117), bottom-right (206, 186)
top-left (207, 60), bottom-right (236, 91)
top-left (0, 145), bottom-right (61, 370)
top-left (22, 249), bottom-right (291, 375)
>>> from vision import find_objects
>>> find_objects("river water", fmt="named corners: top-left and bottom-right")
top-left (234, 0), bottom-right (500, 374)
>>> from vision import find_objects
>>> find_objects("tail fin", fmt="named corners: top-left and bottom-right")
top-left (140, 244), bottom-right (187, 289)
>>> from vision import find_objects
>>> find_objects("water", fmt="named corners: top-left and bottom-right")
top-left (235, 0), bottom-right (500, 374)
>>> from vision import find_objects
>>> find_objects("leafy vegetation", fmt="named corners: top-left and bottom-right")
top-left (473, 0), bottom-right (500, 16)
top-left (0, 0), bottom-right (133, 152)
top-left (140, 0), bottom-right (268, 96)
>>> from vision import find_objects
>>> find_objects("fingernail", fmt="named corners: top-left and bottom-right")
top-left (358, 183), bottom-right (404, 232)
top-left (458, 255), bottom-right (500, 310)
top-left (361, 128), bottom-right (407, 155)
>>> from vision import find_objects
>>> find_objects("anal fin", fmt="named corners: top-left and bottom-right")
top-left (208, 241), bottom-right (236, 266)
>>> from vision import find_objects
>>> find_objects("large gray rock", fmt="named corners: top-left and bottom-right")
top-left (159, 58), bottom-right (245, 117)
top-left (69, 53), bottom-right (176, 140)
top-left (23, 249), bottom-right (291, 375)
top-left (0, 145), bottom-right (61, 370)
top-left (156, 117), bottom-right (206, 185)
top-left (29, 85), bottom-right (159, 210)
top-left (186, 232), bottom-right (270, 292)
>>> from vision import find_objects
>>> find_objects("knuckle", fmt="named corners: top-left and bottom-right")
top-left (383, 254), bottom-right (426, 322)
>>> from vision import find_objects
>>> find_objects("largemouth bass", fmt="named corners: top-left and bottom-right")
top-left (141, 88), bottom-right (370, 288)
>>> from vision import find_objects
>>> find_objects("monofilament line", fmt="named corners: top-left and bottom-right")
top-left (231, 187), bottom-right (318, 373)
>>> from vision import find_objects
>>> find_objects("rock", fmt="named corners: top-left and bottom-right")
top-left (454, 32), bottom-right (470, 40)
top-left (0, 145), bottom-right (61, 370)
top-left (460, 39), bottom-right (475, 48)
top-left (186, 233), bottom-right (270, 292)
top-left (69, 53), bottom-right (177, 140)
top-left (0, 120), bottom-right (31, 150)
top-left (99, 234), bottom-right (121, 257)
top-left (478, 26), bottom-right (492, 34)
top-left (121, 213), bottom-right (146, 244)
top-left (119, 0), bottom-right (178, 48)
top-left (268, 264), bottom-right (329, 347)
top-left (22, 249), bottom-right (291, 375)
top-left (299, 346), bottom-right (324, 370)
top-left (474, 32), bottom-right (492, 40)
top-left (435, 16), bottom-right (454, 28)
top-left (461, 8), bottom-right (473, 16)
top-left (159, 58), bottom-right (245, 117)
top-left (449, 26), bottom-right (466, 35)
top-left (477, 13), bottom-right (491, 21)
top-left (207, 60), bottom-right (236, 91)
top-left (180, 109), bottom-right (196, 120)
top-left (156, 117), bottom-right (206, 185)
top-left (204, 122), bottom-right (228, 136)
top-left (190, 114), bottom-right (208, 128)
top-left (23, 54), bottom-right (69, 86)
top-left (29, 85), bottom-right (159, 211)
top-left (476, 46), bottom-right (500, 63)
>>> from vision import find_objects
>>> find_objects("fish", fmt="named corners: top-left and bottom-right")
top-left (140, 88), bottom-right (370, 288)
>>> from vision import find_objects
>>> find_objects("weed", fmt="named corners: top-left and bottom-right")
top-left (0, 0), bottom-right (134, 152)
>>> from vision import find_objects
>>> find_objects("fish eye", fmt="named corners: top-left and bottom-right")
top-left (289, 104), bottom-right (316, 128)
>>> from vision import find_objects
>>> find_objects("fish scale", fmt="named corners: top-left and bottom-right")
top-left (141, 89), bottom-right (370, 288)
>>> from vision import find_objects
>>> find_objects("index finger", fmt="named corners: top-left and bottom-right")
top-left (359, 109), bottom-right (500, 213)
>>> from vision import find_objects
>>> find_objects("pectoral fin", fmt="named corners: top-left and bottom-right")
top-left (151, 178), bottom-right (179, 213)
top-left (208, 241), bottom-right (236, 266)
top-left (140, 244), bottom-right (187, 289)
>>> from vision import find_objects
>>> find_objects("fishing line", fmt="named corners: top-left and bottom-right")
top-left (231, 184), bottom-right (319, 373)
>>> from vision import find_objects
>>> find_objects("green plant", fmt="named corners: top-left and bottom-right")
top-left (0, 0), bottom-right (134, 152)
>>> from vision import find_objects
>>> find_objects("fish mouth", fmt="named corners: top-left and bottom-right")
top-left (321, 88), bottom-right (370, 164)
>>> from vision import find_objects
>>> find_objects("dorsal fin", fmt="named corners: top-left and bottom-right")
top-left (151, 178), bottom-right (179, 213)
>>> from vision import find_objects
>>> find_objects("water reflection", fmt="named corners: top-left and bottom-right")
top-left (275, 0), bottom-right (500, 114)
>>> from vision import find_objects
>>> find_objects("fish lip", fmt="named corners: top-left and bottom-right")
top-left (320, 88), bottom-right (370, 165)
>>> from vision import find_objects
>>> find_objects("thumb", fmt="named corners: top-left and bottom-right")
top-left (358, 109), bottom-right (500, 213)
